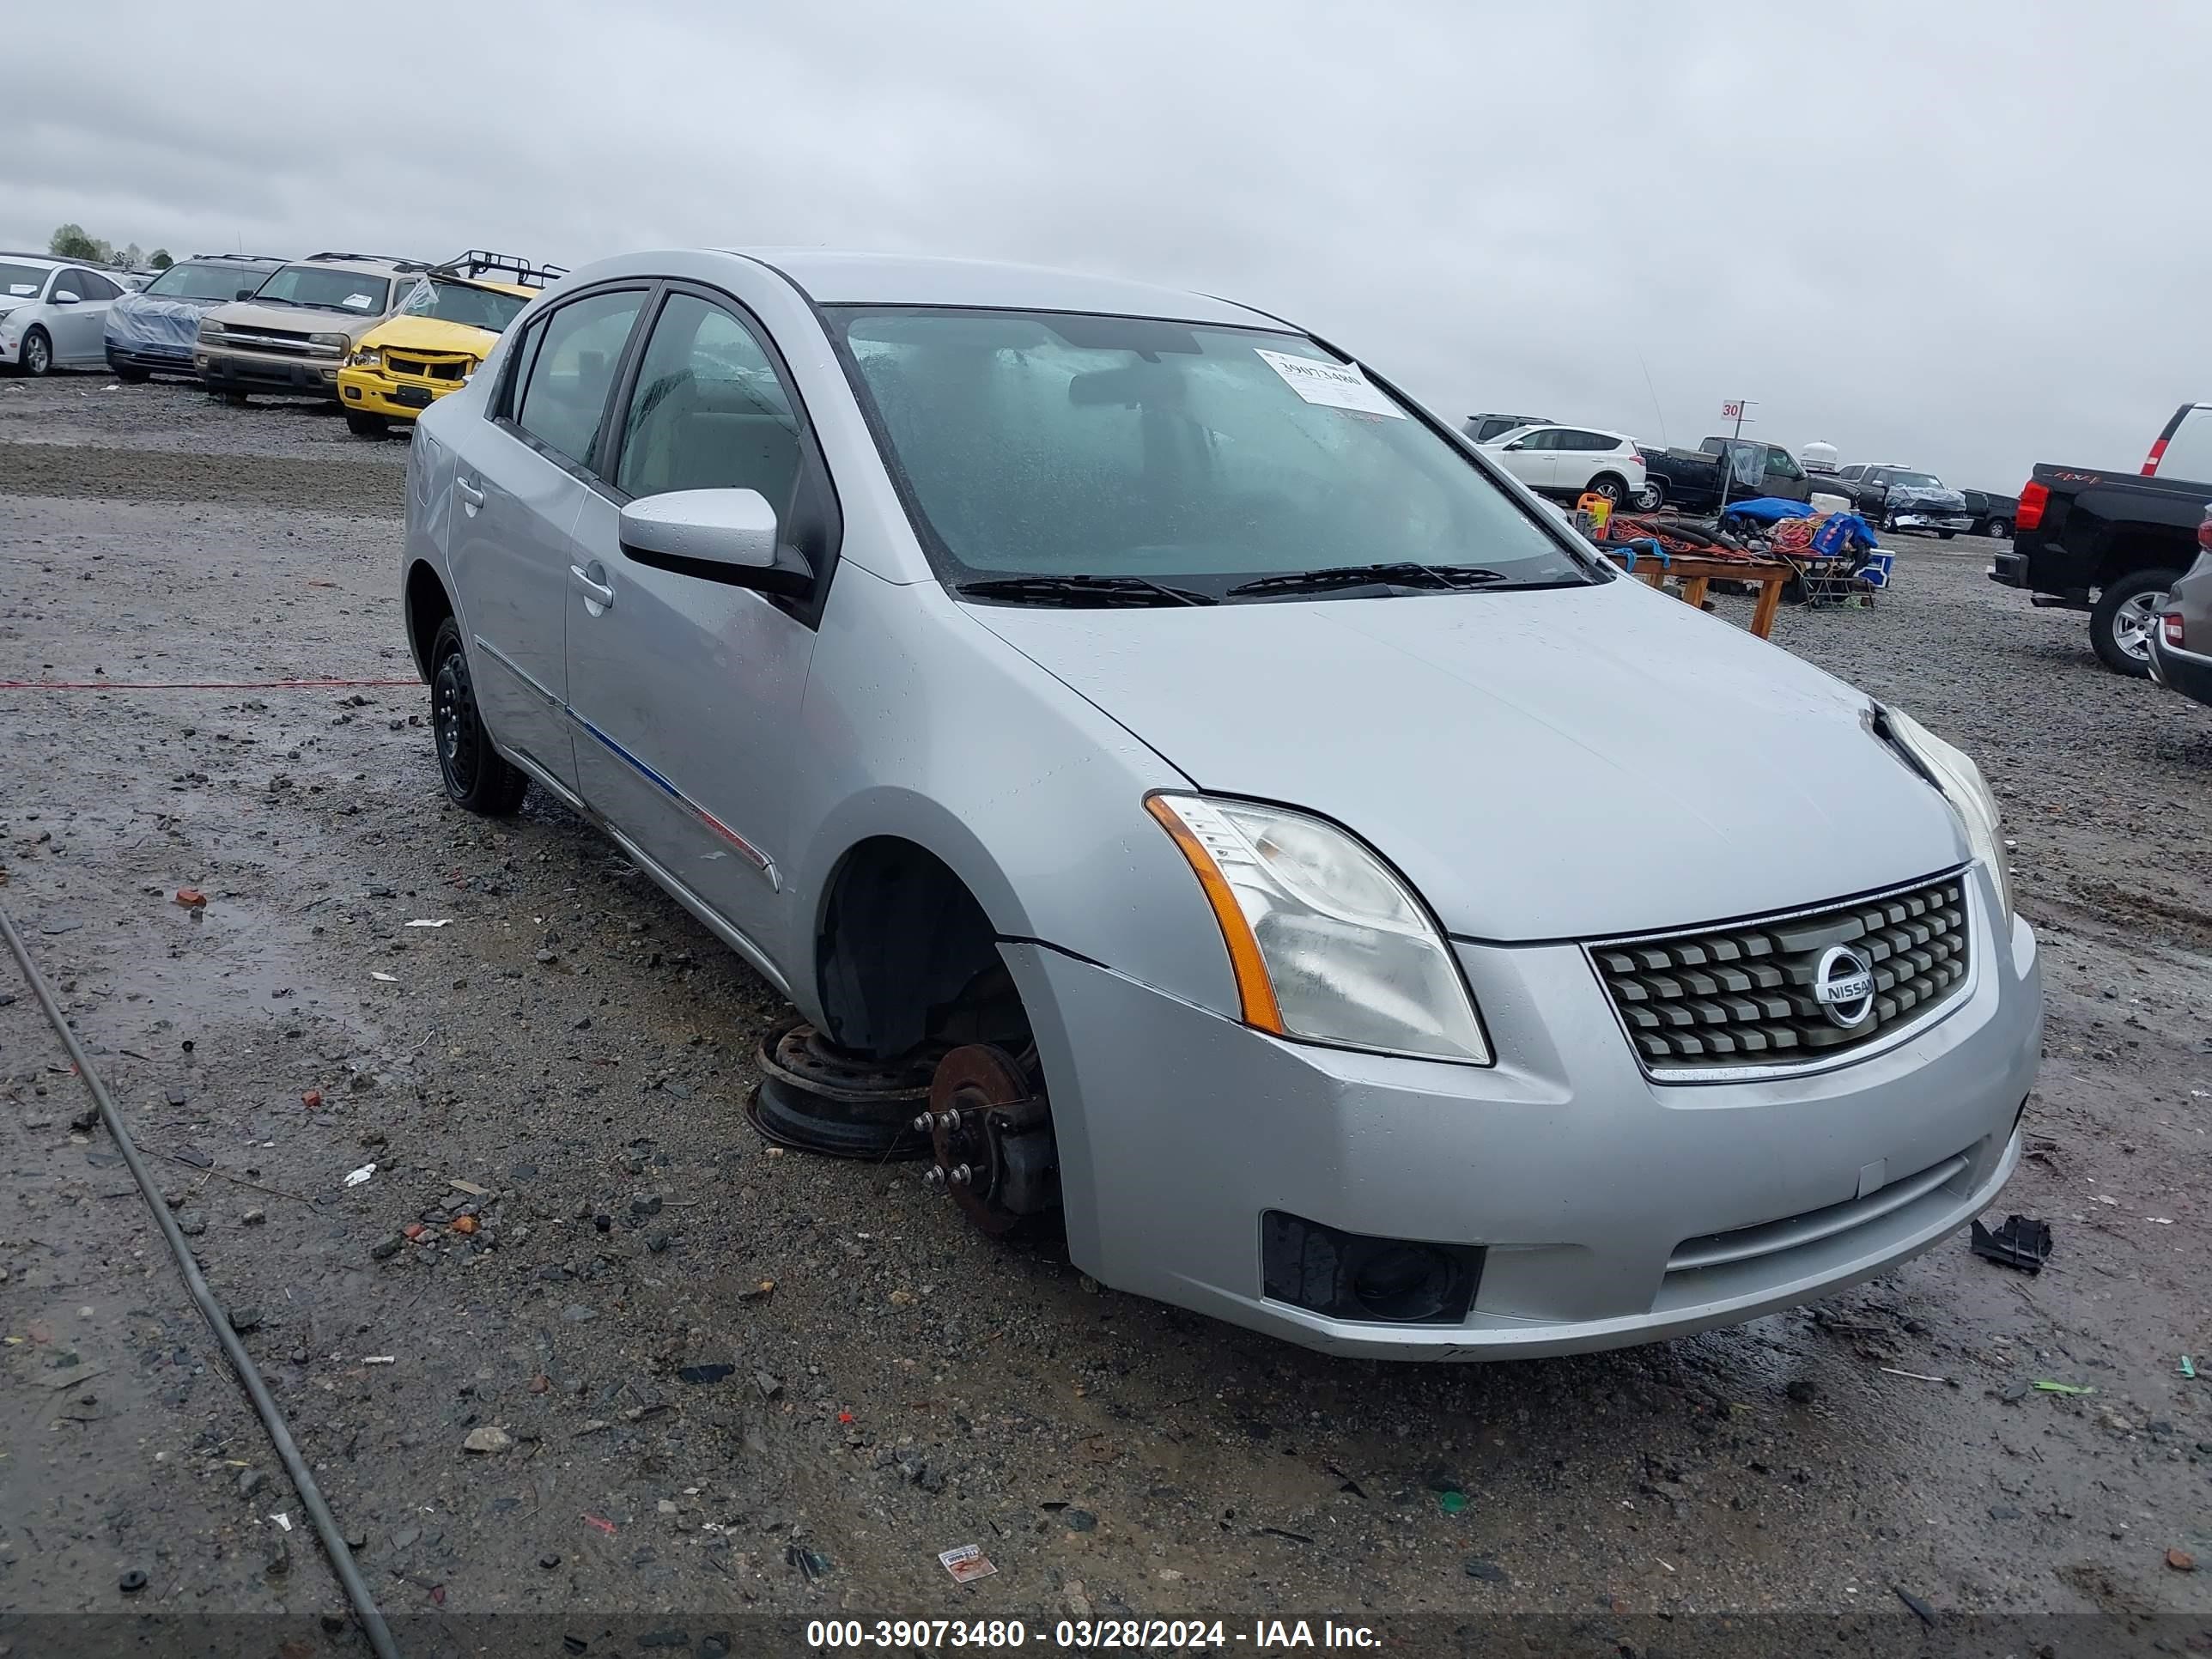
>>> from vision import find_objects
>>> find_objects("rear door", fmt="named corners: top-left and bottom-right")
top-left (447, 285), bottom-right (650, 793)
top-left (562, 284), bottom-right (830, 962)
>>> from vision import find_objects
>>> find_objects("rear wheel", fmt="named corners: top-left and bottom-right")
top-left (21, 328), bottom-right (52, 377)
top-left (428, 616), bottom-right (528, 813)
top-left (1632, 478), bottom-right (1665, 511)
top-left (2090, 568), bottom-right (2181, 678)
top-left (1986, 518), bottom-right (2011, 539)
top-left (344, 410), bottom-right (389, 438)
top-left (1586, 472), bottom-right (1628, 507)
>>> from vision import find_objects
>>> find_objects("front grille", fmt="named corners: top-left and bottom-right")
top-left (386, 353), bottom-right (469, 381)
top-left (219, 327), bottom-right (319, 356)
top-left (1591, 872), bottom-right (1971, 1075)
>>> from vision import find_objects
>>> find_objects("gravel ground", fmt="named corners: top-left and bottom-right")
top-left (2, 372), bottom-right (2208, 1654)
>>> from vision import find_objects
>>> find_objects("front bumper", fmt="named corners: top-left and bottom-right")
top-left (1006, 865), bottom-right (2039, 1359)
top-left (2148, 627), bottom-right (2212, 708)
top-left (106, 340), bottom-right (198, 375)
top-left (197, 347), bottom-right (344, 398)
top-left (1893, 513), bottom-right (1973, 533)
top-left (337, 363), bottom-right (463, 421)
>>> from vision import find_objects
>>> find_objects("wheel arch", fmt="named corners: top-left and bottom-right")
top-left (404, 558), bottom-right (455, 683)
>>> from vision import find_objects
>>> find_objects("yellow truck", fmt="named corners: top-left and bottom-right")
top-left (337, 252), bottom-right (564, 435)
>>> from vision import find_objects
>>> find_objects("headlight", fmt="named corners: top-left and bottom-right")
top-left (1881, 707), bottom-right (2014, 924)
top-left (309, 331), bottom-right (349, 351)
top-left (198, 319), bottom-right (226, 338)
top-left (349, 348), bottom-right (381, 368)
top-left (1146, 793), bottom-right (1491, 1064)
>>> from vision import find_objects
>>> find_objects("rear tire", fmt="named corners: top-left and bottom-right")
top-left (1986, 518), bottom-right (2011, 539)
top-left (344, 410), bottom-right (389, 438)
top-left (2090, 568), bottom-right (2181, 678)
top-left (429, 617), bottom-right (529, 814)
top-left (1632, 478), bottom-right (1665, 511)
top-left (21, 328), bottom-right (53, 377)
top-left (1586, 472), bottom-right (1628, 507)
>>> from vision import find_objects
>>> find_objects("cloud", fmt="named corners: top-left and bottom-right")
top-left (10, 0), bottom-right (2207, 487)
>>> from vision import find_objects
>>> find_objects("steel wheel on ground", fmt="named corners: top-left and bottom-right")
top-left (21, 329), bottom-right (52, 377)
top-left (428, 616), bottom-right (528, 813)
top-left (2090, 568), bottom-right (2180, 678)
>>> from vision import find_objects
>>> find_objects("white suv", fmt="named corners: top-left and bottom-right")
top-left (1480, 424), bottom-right (1648, 507)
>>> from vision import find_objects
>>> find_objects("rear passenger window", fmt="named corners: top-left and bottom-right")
top-left (515, 289), bottom-right (646, 473)
top-left (616, 293), bottom-right (802, 507)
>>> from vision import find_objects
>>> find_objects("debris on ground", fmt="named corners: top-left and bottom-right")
top-left (2033, 1380), bottom-right (2095, 1396)
top-left (2181, 1356), bottom-right (2197, 1380)
top-left (404, 919), bottom-right (452, 928)
top-left (1893, 1586), bottom-right (1938, 1627)
top-left (344, 1163), bottom-right (376, 1187)
top-left (1969, 1214), bottom-right (2053, 1273)
top-left (173, 888), bottom-right (206, 908)
top-left (939, 1544), bottom-right (996, 1584)
top-left (2166, 1549), bottom-right (2196, 1572)
top-left (300, 1089), bottom-right (322, 1109)
top-left (787, 1545), bottom-right (831, 1582)
top-left (462, 1426), bottom-right (513, 1454)
top-left (676, 1364), bottom-right (733, 1385)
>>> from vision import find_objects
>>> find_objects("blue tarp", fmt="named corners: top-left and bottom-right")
top-left (1719, 496), bottom-right (1817, 525)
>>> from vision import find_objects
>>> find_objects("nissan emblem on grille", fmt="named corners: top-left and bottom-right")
top-left (1813, 945), bottom-right (1876, 1028)
top-left (1589, 873), bottom-right (1972, 1075)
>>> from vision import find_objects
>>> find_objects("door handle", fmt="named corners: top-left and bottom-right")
top-left (569, 563), bottom-right (616, 611)
top-left (456, 477), bottom-right (485, 511)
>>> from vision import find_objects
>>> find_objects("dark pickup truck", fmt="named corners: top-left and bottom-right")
top-left (1636, 437), bottom-right (1812, 514)
top-left (1990, 462), bottom-right (2212, 676)
top-left (1962, 489), bottom-right (2019, 539)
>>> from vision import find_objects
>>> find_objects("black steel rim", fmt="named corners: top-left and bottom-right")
top-left (433, 650), bottom-right (478, 797)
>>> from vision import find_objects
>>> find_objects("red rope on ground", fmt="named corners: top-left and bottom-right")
top-left (0, 678), bottom-right (425, 691)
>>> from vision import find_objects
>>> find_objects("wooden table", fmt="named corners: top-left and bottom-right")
top-left (1604, 550), bottom-right (1791, 640)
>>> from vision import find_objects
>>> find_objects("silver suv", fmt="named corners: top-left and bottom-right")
top-left (197, 252), bottom-right (427, 402)
top-left (400, 248), bottom-right (2041, 1359)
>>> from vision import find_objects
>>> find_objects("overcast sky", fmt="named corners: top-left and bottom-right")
top-left (9, 1), bottom-right (2203, 489)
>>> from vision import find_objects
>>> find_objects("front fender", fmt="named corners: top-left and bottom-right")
top-left (781, 571), bottom-right (1243, 1029)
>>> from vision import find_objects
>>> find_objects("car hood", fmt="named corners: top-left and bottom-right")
top-left (206, 301), bottom-right (380, 339)
top-left (358, 315), bottom-right (498, 356)
top-left (107, 292), bottom-right (220, 345)
top-left (1887, 484), bottom-right (1967, 512)
top-left (967, 577), bottom-right (1966, 940)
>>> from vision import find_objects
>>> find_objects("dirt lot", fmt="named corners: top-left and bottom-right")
top-left (3, 373), bottom-right (2209, 1656)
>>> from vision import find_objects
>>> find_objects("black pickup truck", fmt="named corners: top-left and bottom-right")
top-left (1636, 437), bottom-right (1812, 514)
top-left (1990, 462), bottom-right (2212, 676)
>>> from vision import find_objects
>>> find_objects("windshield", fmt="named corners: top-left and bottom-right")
top-left (0, 263), bottom-right (50, 300)
top-left (146, 263), bottom-right (267, 302)
top-left (251, 265), bottom-right (392, 314)
top-left (1888, 471), bottom-right (1942, 490)
top-left (829, 307), bottom-right (1593, 598)
top-left (400, 277), bottom-right (530, 331)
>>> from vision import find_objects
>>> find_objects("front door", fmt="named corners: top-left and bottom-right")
top-left (1500, 427), bottom-right (1559, 489)
top-left (49, 270), bottom-right (112, 364)
top-left (563, 288), bottom-right (822, 963)
top-left (446, 285), bottom-right (650, 794)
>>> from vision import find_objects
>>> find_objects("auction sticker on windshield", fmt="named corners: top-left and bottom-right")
top-left (1255, 348), bottom-right (1405, 418)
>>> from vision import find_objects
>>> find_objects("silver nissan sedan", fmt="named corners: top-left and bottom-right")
top-left (400, 248), bottom-right (2040, 1359)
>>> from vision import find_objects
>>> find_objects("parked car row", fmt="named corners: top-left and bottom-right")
top-left (3, 246), bottom-right (563, 441)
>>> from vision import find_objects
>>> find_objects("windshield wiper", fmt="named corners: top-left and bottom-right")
top-left (955, 574), bottom-right (1215, 608)
top-left (1225, 562), bottom-right (1513, 598)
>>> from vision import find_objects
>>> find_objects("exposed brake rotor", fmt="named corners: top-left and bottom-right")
top-left (744, 1017), bottom-right (939, 1159)
top-left (917, 1044), bottom-right (1060, 1237)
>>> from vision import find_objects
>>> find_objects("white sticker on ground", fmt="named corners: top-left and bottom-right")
top-left (1255, 349), bottom-right (1405, 418)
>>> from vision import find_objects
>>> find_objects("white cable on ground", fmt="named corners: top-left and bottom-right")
top-left (0, 899), bottom-right (401, 1659)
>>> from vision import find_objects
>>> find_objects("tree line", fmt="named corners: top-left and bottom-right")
top-left (49, 224), bottom-right (172, 270)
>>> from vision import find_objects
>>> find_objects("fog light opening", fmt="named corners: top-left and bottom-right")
top-left (1351, 1243), bottom-right (1454, 1322)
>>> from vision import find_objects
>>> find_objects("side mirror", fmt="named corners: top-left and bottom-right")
top-left (618, 489), bottom-right (809, 596)
top-left (236, 287), bottom-right (257, 300)
top-left (53, 293), bottom-right (80, 306)
top-left (1502, 440), bottom-right (1524, 452)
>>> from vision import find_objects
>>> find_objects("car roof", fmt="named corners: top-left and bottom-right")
top-left (0, 253), bottom-right (64, 269)
top-left (716, 248), bottom-right (1279, 329)
top-left (283, 254), bottom-right (425, 276)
